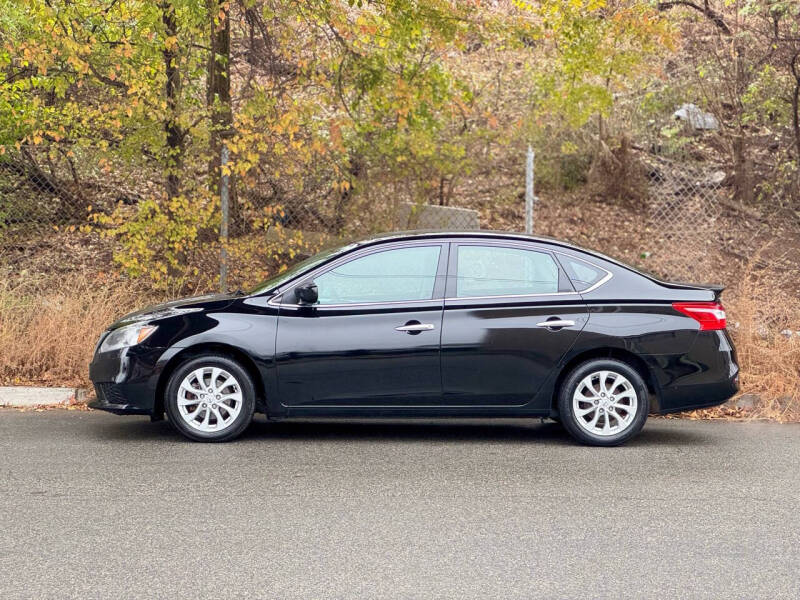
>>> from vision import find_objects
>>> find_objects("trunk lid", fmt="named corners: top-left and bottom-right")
top-left (657, 281), bottom-right (725, 302)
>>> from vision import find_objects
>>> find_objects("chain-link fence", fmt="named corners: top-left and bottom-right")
top-left (2, 134), bottom-right (797, 297)
top-left (0, 145), bottom-right (89, 232)
top-left (0, 142), bottom-right (485, 292)
top-left (643, 155), bottom-right (725, 280)
top-left (0, 137), bottom-right (751, 290)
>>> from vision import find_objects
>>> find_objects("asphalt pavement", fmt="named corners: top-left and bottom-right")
top-left (1, 410), bottom-right (798, 599)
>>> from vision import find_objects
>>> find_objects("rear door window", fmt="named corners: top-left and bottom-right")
top-left (455, 245), bottom-right (560, 297)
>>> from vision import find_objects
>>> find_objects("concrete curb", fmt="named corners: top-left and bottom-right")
top-left (0, 386), bottom-right (87, 407)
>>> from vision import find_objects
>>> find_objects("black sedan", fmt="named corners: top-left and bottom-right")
top-left (89, 231), bottom-right (738, 445)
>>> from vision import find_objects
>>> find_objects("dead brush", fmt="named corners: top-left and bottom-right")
top-left (695, 261), bottom-right (800, 421)
top-left (0, 273), bottom-right (160, 388)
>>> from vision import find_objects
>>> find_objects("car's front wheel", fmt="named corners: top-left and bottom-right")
top-left (558, 359), bottom-right (649, 446)
top-left (165, 354), bottom-right (255, 442)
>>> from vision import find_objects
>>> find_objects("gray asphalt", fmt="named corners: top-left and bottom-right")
top-left (0, 411), bottom-right (798, 599)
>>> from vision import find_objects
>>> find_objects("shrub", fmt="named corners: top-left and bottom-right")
top-left (0, 273), bottom-right (160, 388)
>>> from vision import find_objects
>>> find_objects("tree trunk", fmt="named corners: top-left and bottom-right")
top-left (333, 156), bottom-right (363, 235)
top-left (207, 0), bottom-right (238, 234)
top-left (162, 1), bottom-right (183, 200)
top-left (791, 53), bottom-right (800, 165)
top-left (732, 135), bottom-right (753, 205)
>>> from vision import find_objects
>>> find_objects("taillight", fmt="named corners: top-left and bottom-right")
top-left (672, 302), bottom-right (726, 331)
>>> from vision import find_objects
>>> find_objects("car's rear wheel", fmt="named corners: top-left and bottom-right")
top-left (165, 354), bottom-right (255, 442)
top-left (558, 359), bottom-right (649, 446)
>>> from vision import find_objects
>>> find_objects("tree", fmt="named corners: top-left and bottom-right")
top-left (207, 0), bottom-right (237, 231)
top-left (657, 0), bottom-right (800, 204)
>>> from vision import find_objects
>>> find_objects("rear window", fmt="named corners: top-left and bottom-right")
top-left (558, 255), bottom-right (608, 292)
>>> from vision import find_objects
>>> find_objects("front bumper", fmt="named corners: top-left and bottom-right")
top-left (88, 345), bottom-right (167, 415)
top-left (89, 382), bottom-right (151, 414)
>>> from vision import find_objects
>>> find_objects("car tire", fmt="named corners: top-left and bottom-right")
top-left (165, 354), bottom-right (256, 442)
top-left (558, 359), bottom-right (649, 446)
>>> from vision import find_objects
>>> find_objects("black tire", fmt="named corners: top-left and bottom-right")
top-left (165, 354), bottom-right (256, 442)
top-left (557, 358), bottom-right (649, 446)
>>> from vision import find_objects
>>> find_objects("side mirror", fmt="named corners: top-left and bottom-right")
top-left (296, 282), bottom-right (319, 305)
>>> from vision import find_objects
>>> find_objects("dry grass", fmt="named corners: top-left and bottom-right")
top-left (670, 246), bottom-right (800, 422)
top-left (705, 267), bottom-right (800, 422)
top-left (0, 273), bottom-right (161, 388)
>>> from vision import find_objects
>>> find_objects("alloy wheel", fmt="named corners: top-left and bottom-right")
top-left (572, 370), bottom-right (638, 437)
top-left (176, 367), bottom-right (243, 433)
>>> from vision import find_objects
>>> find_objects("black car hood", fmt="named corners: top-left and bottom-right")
top-left (109, 293), bottom-right (239, 329)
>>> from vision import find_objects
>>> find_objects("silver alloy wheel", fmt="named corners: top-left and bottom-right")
top-left (177, 367), bottom-right (243, 433)
top-left (572, 370), bottom-right (638, 437)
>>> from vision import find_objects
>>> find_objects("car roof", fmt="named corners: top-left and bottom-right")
top-left (347, 229), bottom-right (616, 263)
top-left (344, 230), bottom-right (687, 287)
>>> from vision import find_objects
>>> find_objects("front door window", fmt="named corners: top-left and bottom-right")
top-left (314, 246), bottom-right (441, 305)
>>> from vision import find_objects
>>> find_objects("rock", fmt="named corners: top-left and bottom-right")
top-left (732, 394), bottom-right (759, 410)
top-left (396, 202), bottom-right (480, 230)
top-left (673, 103), bottom-right (719, 130)
top-left (709, 170), bottom-right (726, 184)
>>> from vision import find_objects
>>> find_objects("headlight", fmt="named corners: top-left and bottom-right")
top-left (99, 323), bottom-right (158, 353)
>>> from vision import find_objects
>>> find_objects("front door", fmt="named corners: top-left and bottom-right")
top-left (441, 242), bottom-right (588, 407)
top-left (276, 243), bottom-right (447, 408)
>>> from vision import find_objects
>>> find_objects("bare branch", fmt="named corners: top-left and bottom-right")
top-left (657, 1), bottom-right (732, 36)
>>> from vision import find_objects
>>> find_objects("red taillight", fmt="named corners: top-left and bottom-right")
top-left (672, 302), bottom-right (726, 331)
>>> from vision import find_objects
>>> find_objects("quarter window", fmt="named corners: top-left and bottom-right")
top-left (455, 245), bottom-right (560, 297)
top-left (314, 246), bottom-right (441, 305)
top-left (558, 255), bottom-right (608, 292)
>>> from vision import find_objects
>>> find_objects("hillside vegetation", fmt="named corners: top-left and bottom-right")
top-left (0, 1), bottom-right (798, 417)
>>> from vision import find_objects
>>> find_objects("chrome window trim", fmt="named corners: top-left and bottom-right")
top-left (553, 251), bottom-right (613, 294)
top-left (444, 249), bottom-right (613, 301)
top-left (270, 297), bottom-right (442, 309)
top-left (444, 291), bottom-right (581, 302)
top-left (268, 239), bottom-right (614, 308)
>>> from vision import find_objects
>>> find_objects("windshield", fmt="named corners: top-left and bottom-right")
top-left (247, 241), bottom-right (357, 295)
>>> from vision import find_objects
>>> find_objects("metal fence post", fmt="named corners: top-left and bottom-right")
top-left (219, 144), bottom-right (229, 293)
top-left (525, 145), bottom-right (534, 234)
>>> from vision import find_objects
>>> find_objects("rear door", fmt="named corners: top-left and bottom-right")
top-left (440, 241), bottom-right (588, 407)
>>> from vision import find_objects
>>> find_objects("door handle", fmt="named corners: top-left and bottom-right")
top-left (395, 323), bottom-right (435, 332)
top-left (536, 319), bottom-right (575, 329)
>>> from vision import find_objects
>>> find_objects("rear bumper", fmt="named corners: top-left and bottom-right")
top-left (648, 329), bottom-right (739, 415)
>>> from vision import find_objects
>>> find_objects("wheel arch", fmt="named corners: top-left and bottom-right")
top-left (154, 343), bottom-right (267, 419)
top-left (551, 348), bottom-right (660, 414)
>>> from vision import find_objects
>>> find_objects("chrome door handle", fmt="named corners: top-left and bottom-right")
top-left (536, 319), bottom-right (575, 328)
top-left (395, 323), bottom-right (435, 332)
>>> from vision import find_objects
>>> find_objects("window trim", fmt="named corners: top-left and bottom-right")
top-left (553, 250), bottom-right (613, 294)
top-left (443, 241), bottom-right (613, 301)
top-left (266, 239), bottom-right (613, 307)
top-left (447, 241), bottom-right (569, 301)
top-left (272, 241), bottom-right (449, 308)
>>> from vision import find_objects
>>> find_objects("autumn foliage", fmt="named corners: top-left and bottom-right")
top-left (1, 1), bottom-right (798, 416)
